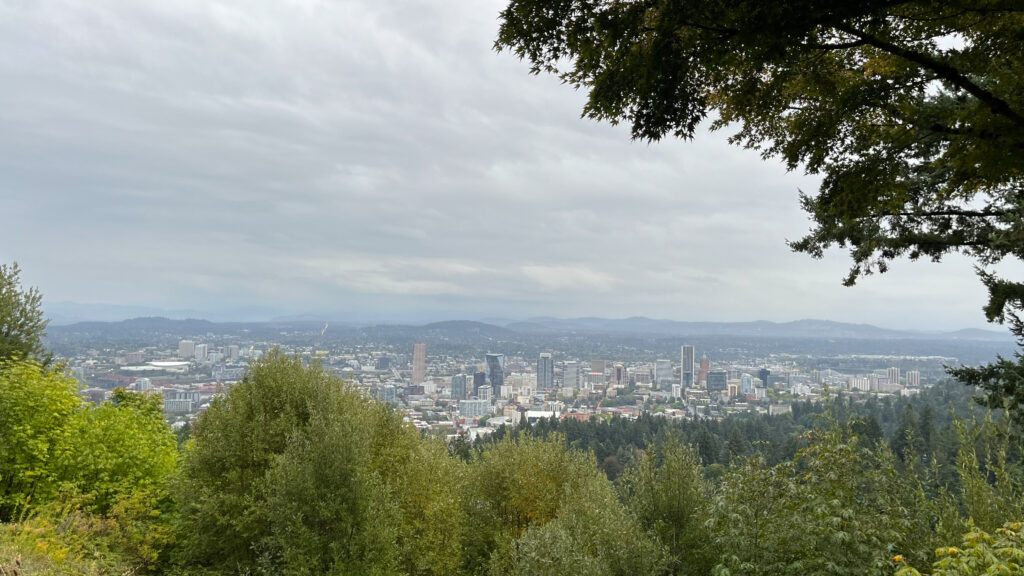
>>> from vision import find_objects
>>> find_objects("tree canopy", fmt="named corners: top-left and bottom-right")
top-left (495, 0), bottom-right (1024, 415)
top-left (0, 262), bottom-right (50, 365)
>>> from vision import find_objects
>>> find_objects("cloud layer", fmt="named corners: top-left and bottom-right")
top-left (0, 0), bottom-right (1005, 329)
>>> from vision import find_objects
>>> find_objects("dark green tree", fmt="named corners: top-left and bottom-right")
top-left (495, 1), bottom-right (1024, 419)
top-left (618, 437), bottom-right (714, 576)
top-left (0, 262), bottom-right (50, 365)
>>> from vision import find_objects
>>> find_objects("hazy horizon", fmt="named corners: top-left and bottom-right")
top-left (40, 300), bottom-right (1015, 335)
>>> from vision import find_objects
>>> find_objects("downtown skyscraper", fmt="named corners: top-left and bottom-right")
top-left (486, 353), bottom-right (505, 398)
top-left (412, 342), bottom-right (426, 384)
top-left (538, 353), bottom-right (554, 390)
top-left (681, 344), bottom-right (695, 389)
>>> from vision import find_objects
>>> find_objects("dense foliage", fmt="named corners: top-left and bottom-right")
top-left (3, 351), bottom-right (1023, 576)
top-left (488, 381), bottom-right (982, 481)
top-left (0, 359), bottom-right (178, 573)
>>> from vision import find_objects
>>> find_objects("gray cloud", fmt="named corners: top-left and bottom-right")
top-left (0, 0), bottom-right (1007, 330)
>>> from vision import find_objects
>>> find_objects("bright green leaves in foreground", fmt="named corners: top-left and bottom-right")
top-left (52, 390), bottom-right (177, 514)
top-left (0, 358), bottom-right (178, 574)
top-left (0, 360), bottom-right (79, 518)
top-left (0, 360), bottom-right (177, 519)
top-left (711, 429), bottom-right (929, 576)
top-left (895, 522), bottom-right (1024, 576)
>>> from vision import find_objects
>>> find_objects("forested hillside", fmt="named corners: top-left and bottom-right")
top-left (486, 380), bottom-right (986, 482)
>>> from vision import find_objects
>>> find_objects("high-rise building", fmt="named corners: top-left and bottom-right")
top-left (699, 355), bottom-right (710, 386)
top-left (412, 343), bottom-right (426, 384)
top-left (563, 361), bottom-right (581, 389)
top-left (376, 356), bottom-right (392, 371)
top-left (656, 359), bottom-right (673, 390)
top-left (538, 353), bottom-right (554, 390)
top-left (194, 343), bottom-right (208, 362)
top-left (178, 340), bottom-right (195, 359)
top-left (473, 371), bottom-right (487, 395)
top-left (486, 353), bottom-right (505, 397)
top-left (227, 345), bottom-right (240, 361)
top-left (681, 345), bottom-right (695, 389)
top-left (741, 373), bottom-right (754, 395)
top-left (707, 370), bottom-right (728, 392)
top-left (888, 366), bottom-right (901, 386)
top-left (758, 368), bottom-right (771, 389)
top-left (476, 382), bottom-right (492, 401)
top-left (613, 363), bottom-right (628, 387)
top-left (451, 374), bottom-right (468, 400)
top-left (906, 370), bottom-right (921, 387)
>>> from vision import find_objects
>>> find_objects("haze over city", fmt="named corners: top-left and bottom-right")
top-left (0, 0), bottom-right (1012, 329)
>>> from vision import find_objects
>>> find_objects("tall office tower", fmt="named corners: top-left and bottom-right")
top-left (563, 361), bottom-right (580, 389)
top-left (758, 368), bottom-right (771, 389)
top-left (412, 343), bottom-right (426, 384)
top-left (178, 340), bottom-right (195, 359)
top-left (451, 374), bottom-right (468, 400)
top-left (590, 360), bottom-right (607, 374)
top-left (740, 374), bottom-right (754, 395)
top-left (227, 345), bottom-right (240, 361)
top-left (906, 370), bottom-right (921, 387)
top-left (538, 353), bottom-right (554, 390)
top-left (194, 343), bottom-right (208, 362)
top-left (888, 366), bottom-right (901, 386)
top-left (376, 356), bottom-right (392, 371)
top-left (707, 370), bottom-right (728, 392)
top-left (699, 354), bottom-right (710, 385)
top-left (681, 345), bottom-right (695, 389)
top-left (473, 371), bottom-right (487, 395)
top-left (486, 353), bottom-right (505, 397)
top-left (655, 359), bottom-right (673, 390)
top-left (613, 363), bottom-right (627, 387)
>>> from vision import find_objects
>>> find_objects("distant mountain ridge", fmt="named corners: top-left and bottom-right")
top-left (45, 315), bottom-right (1015, 342)
top-left (504, 316), bottom-right (1015, 341)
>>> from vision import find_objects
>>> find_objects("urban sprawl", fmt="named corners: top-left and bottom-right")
top-left (68, 336), bottom-right (928, 439)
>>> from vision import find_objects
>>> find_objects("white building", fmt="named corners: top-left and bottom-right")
top-left (460, 399), bottom-right (491, 419)
top-left (906, 370), bottom-right (921, 387)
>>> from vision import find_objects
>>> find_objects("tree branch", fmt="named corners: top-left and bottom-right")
top-left (886, 209), bottom-right (1008, 218)
top-left (804, 39), bottom-right (871, 50)
top-left (834, 23), bottom-right (1024, 128)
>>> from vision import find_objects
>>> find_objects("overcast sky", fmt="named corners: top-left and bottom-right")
top-left (0, 0), bottom-right (1009, 329)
